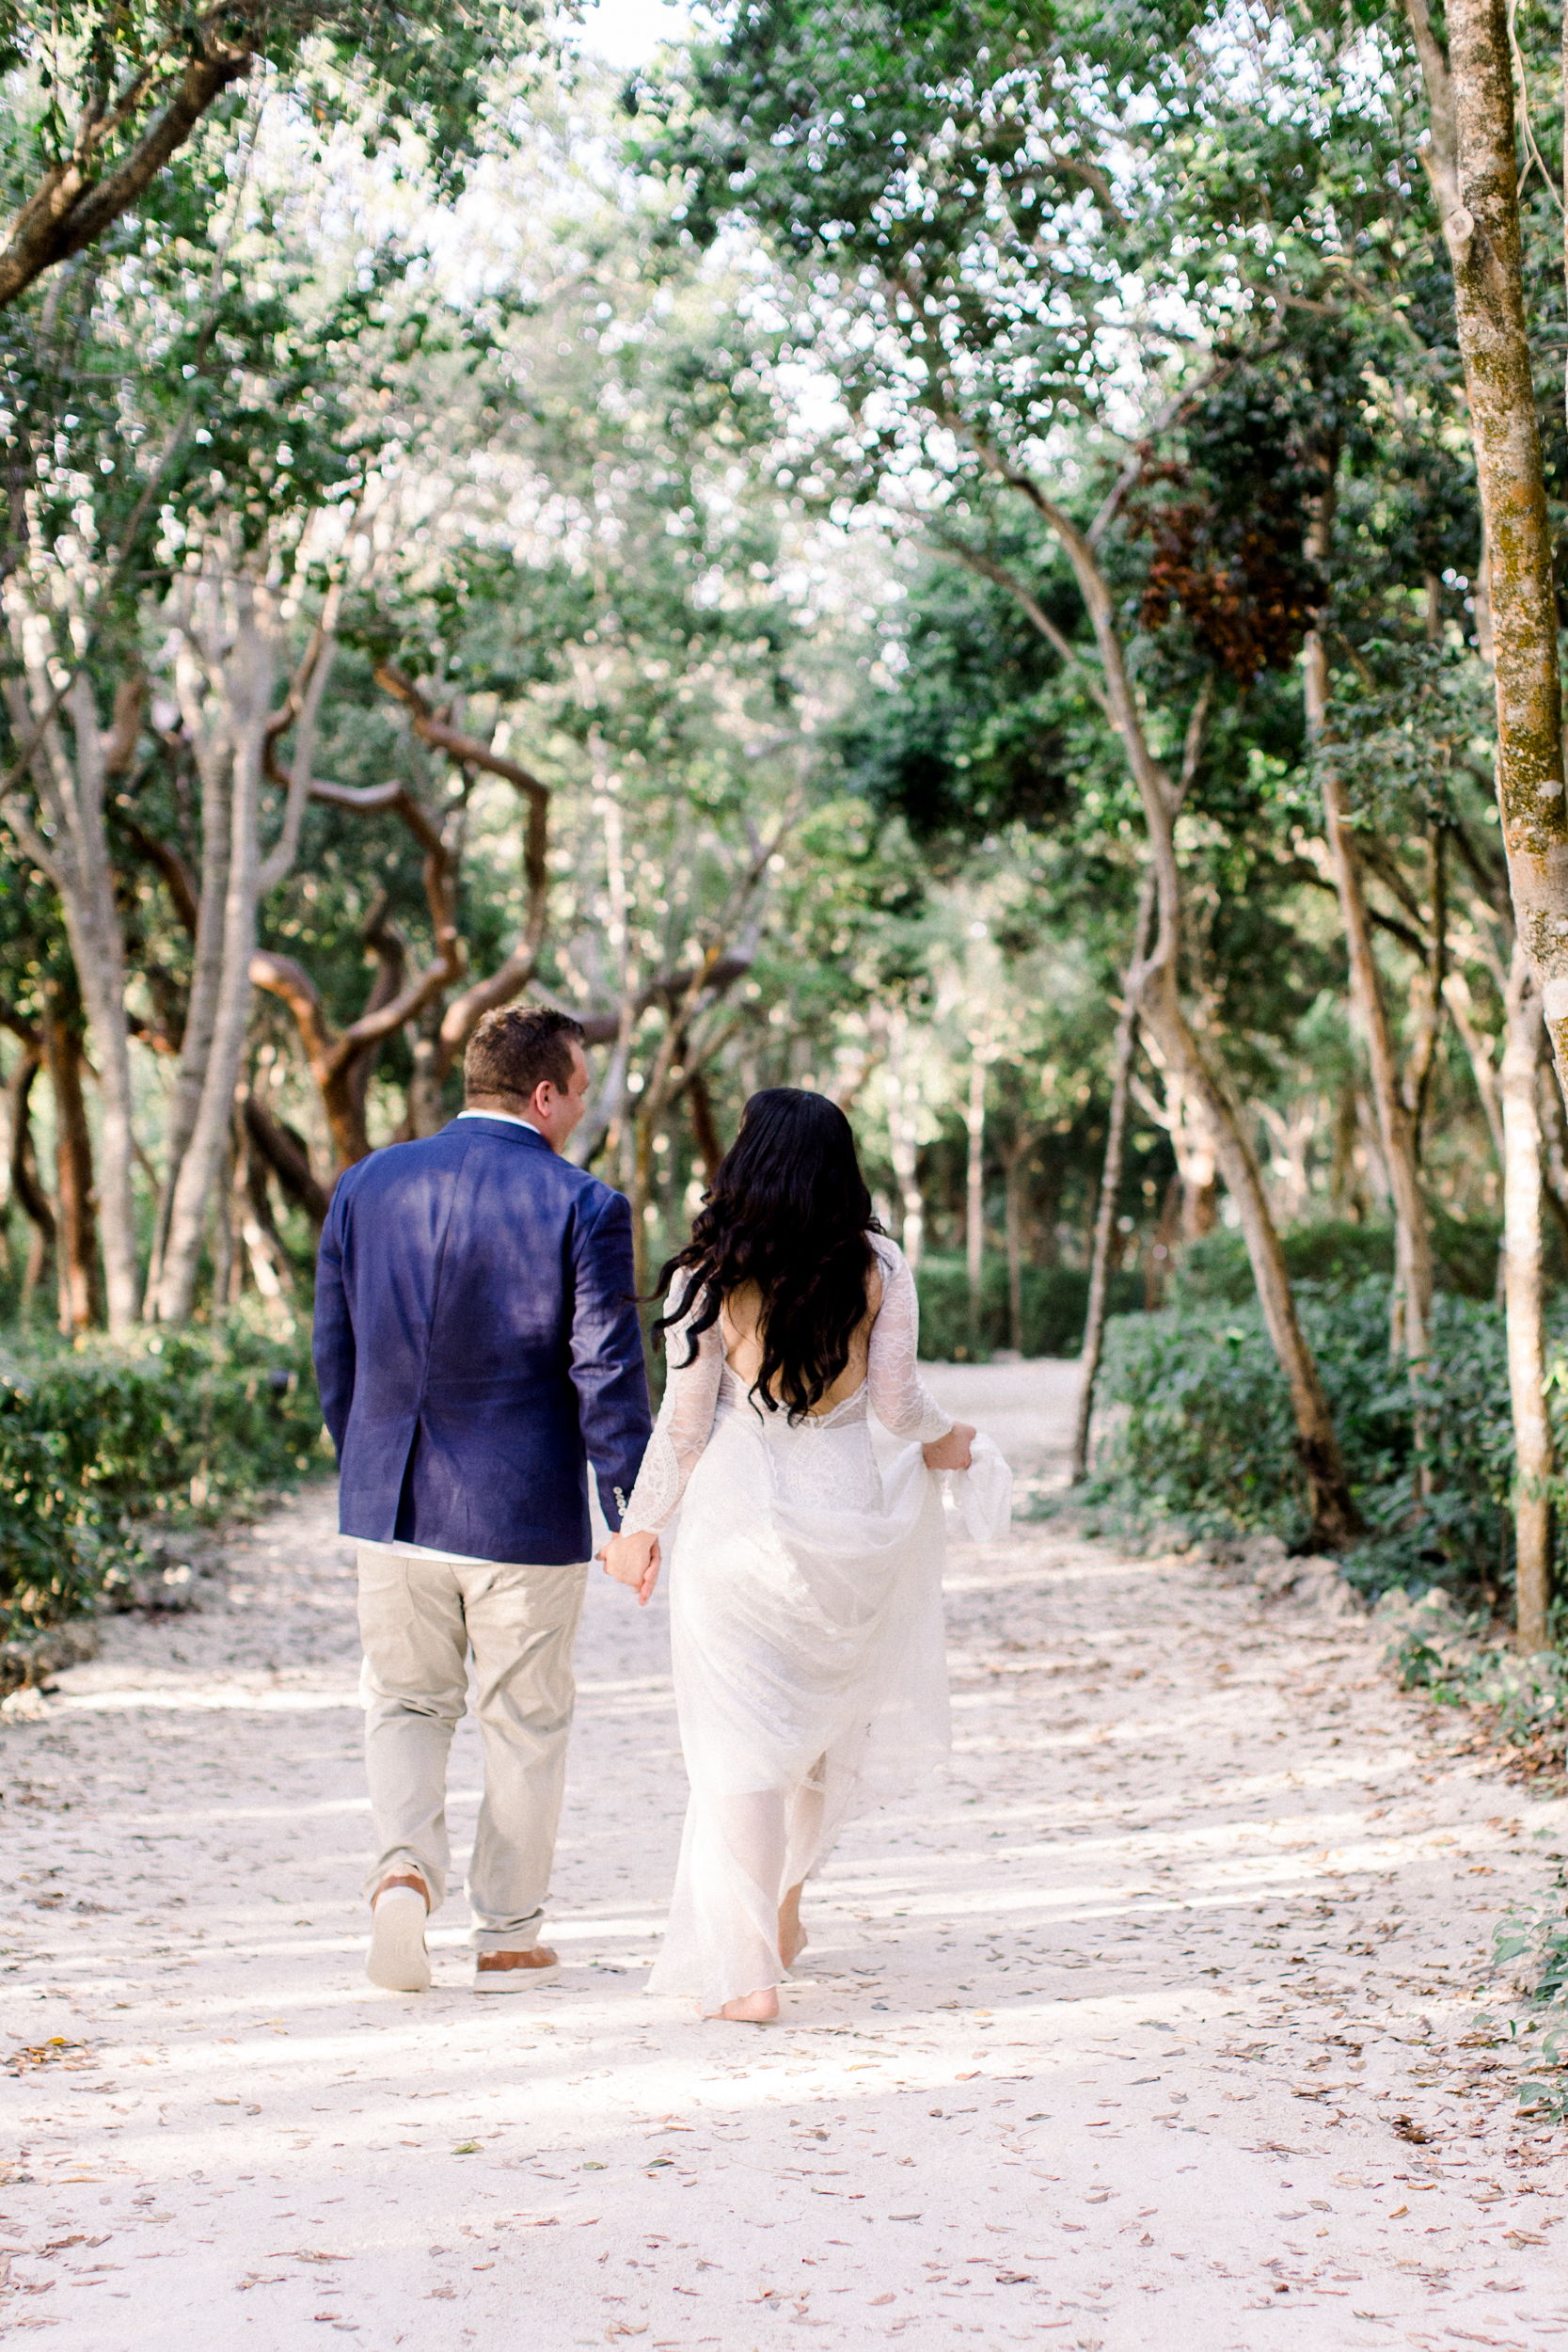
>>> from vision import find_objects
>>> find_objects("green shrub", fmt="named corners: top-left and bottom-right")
top-left (0, 1312), bottom-right (324, 1640)
top-left (1089, 1277), bottom-right (1544, 1602)
top-left (1175, 1213), bottom-right (1513, 1307)
top-left (914, 1253), bottom-right (1143, 1360)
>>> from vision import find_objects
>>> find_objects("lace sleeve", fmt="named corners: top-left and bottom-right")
top-left (619, 1297), bottom-right (725, 1536)
top-left (866, 1236), bottom-right (954, 1442)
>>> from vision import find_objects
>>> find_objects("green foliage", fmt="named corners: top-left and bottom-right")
top-left (915, 1253), bottom-right (1143, 1362)
top-left (1174, 1216), bottom-right (1513, 1307)
top-left (1089, 1279), bottom-right (1536, 1598)
top-left (0, 1315), bottom-right (323, 1641)
top-left (1489, 1872), bottom-right (1568, 2126)
top-left (0, 0), bottom-right (539, 269)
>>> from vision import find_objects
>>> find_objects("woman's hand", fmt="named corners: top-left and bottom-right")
top-left (923, 1421), bottom-right (975, 1472)
top-left (599, 1528), bottom-right (661, 1606)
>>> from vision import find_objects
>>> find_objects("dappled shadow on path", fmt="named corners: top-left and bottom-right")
top-left (1, 1376), bottom-right (1565, 2348)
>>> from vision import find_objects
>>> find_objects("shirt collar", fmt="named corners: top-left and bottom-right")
top-left (455, 1109), bottom-right (548, 1144)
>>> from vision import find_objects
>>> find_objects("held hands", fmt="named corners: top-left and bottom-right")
top-left (923, 1421), bottom-right (975, 1473)
top-left (599, 1527), bottom-right (661, 1606)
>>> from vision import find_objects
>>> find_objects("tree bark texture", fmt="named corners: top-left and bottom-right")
top-left (1, 661), bottom-right (143, 1330)
top-left (6, 1044), bottom-right (53, 1315)
top-left (1500, 944), bottom-right (1555, 1648)
top-left (40, 997), bottom-right (100, 1334)
top-left (146, 737), bottom-right (232, 1309)
top-left (1405, 0), bottom-right (1568, 1098)
top-left (1072, 868), bottom-right (1155, 1486)
top-left (154, 572), bottom-right (338, 1322)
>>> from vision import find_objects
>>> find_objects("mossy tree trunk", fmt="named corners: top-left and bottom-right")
top-left (1404, 0), bottom-right (1568, 1095)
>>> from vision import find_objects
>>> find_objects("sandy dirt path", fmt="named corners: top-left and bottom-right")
top-left (1, 1359), bottom-right (1566, 2350)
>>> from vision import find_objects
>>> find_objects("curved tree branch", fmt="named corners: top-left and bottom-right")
top-left (242, 1095), bottom-right (330, 1227)
top-left (372, 663), bottom-right (553, 1073)
top-left (0, 46), bottom-right (253, 312)
top-left (252, 749), bottom-right (466, 1166)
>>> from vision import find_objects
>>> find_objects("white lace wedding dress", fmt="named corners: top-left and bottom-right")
top-left (620, 1233), bottom-right (972, 2013)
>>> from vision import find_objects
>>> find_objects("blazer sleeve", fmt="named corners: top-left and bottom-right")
top-left (311, 1182), bottom-right (356, 1459)
top-left (568, 1183), bottom-right (654, 1531)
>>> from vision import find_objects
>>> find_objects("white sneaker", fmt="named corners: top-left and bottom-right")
top-left (367, 1883), bottom-right (431, 1993)
top-left (473, 1946), bottom-right (560, 1993)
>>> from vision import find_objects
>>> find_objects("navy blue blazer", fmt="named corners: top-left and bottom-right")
top-left (312, 1116), bottom-right (653, 1565)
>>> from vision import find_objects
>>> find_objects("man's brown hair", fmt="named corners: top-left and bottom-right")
top-left (464, 1006), bottom-right (585, 1104)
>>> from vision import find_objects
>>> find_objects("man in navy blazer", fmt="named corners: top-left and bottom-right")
top-left (313, 1004), bottom-right (654, 1996)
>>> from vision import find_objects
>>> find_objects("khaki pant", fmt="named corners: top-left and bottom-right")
top-left (356, 1545), bottom-right (589, 1953)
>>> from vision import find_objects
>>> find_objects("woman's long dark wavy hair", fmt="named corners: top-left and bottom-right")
top-left (652, 1088), bottom-right (884, 1422)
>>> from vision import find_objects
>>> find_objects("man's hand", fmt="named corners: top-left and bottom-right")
top-left (599, 1528), bottom-right (661, 1606)
top-left (923, 1421), bottom-right (975, 1472)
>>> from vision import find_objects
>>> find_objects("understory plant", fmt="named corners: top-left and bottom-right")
top-left (1489, 1875), bottom-right (1568, 2127)
top-left (0, 1312), bottom-right (325, 1640)
top-left (1386, 1591), bottom-right (1568, 1777)
top-left (1089, 1276), bottom-right (1561, 1612)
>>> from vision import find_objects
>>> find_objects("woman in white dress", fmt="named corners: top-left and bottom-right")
top-left (601, 1089), bottom-right (979, 2024)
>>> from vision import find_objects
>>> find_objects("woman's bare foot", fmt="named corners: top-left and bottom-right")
top-left (779, 1882), bottom-right (808, 1969)
top-left (719, 1988), bottom-right (780, 2023)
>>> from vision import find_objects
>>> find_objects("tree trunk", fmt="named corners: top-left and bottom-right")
top-left (372, 665), bottom-right (552, 1086)
top-left (211, 1120), bottom-right (237, 1317)
top-left (1535, 1034), bottom-right (1568, 1242)
top-left (1318, 763), bottom-right (1434, 1368)
top-left (1404, 0), bottom-right (1568, 1099)
top-left (1500, 942), bottom-right (1555, 1648)
top-left (242, 1096), bottom-right (330, 1229)
top-left (1306, 503), bottom-right (1433, 1370)
top-left (1037, 514), bottom-right (1358, 1542)
top-left (965, 1046), bottom-right (986, 1354)
top-left (238, 1116), bottom-right (297, 1311)
top-left (884, 1009), bottom-right (925, 1271)
top-left (8, 1045), bottom-right (53, 1318)
top-left (407, 1003), bottom-right (445, 1138)
top-left (252, 782), bottom-right (463, 1172)
top-left (157, 657), bottom-right (269, 1323)
top-left (146, 739), bottom-right (231, 1310)
top-left (1403, 829), bottom-right (1447, 1153)
top-left (1330, 1079), bottom-right (1365, 1218)
top-left (1443, 969), bottom-right (1507, 1163)
top-left (686, 1068), bottom-right (725, 1186)
top-left (1148, 1170), bottom-right (1182, 1308)
top-left (40, 996), bottom-right (99, 1335)
top-left (993, 500), bottom-right (1354, 1534)
top-left (154, 575), bottom-right (337, 1321)
top-left (0, 668), bottom-right (142, 1329)
top-left (1001, 1139), bottom-right (1028, 1352)
top-left (1072, 869), bottom-right (1154, 1485)
top-left (631, 1113), bottom-right (654, 1300)
top-left (55, 675), bottom-right (141, 1331)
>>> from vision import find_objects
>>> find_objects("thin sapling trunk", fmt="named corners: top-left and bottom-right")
top-left (1500, 943), bottom-right (1555, 1649)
